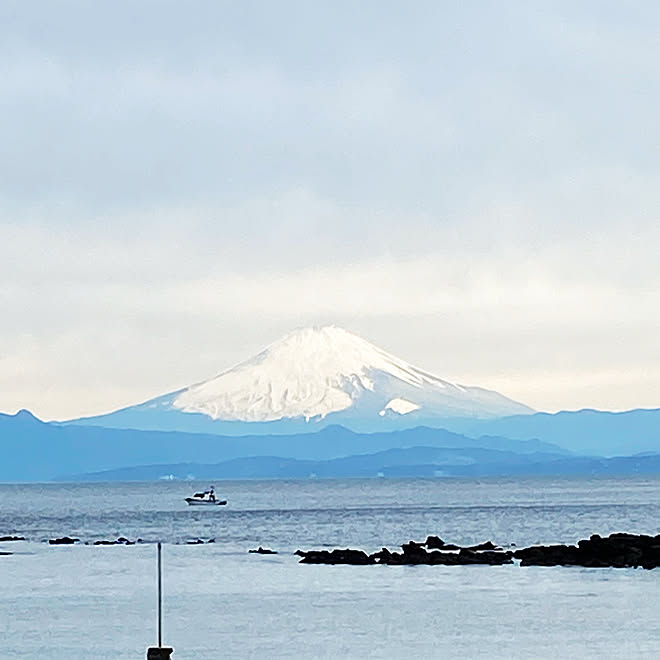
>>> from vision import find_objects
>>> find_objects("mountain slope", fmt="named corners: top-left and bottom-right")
top-left (68, 326), bottom-right (533, 434)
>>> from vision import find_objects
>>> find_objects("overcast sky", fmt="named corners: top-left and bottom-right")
top-left (2, 1), bottom-right (660, 420)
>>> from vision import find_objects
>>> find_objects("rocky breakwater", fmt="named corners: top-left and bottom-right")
top-left (296, 533), bottom-right (660, 569)
top-left (514, 533), bottom-right (660, 569)
top-left (296, 536), bottom-right (513, 566)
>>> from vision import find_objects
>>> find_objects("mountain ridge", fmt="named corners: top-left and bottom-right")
top-left (439, 407), bottom-right (660, 455)
top-left (0, 411), bottom-right (563, 482)
top-left (57, 446), bottom-right (660, 482)
top-left (5, 407), bottom-right (660, 481)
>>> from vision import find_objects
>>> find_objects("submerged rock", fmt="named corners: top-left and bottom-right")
top-left (0, 535), bottom-right (25, 542)
top-left (249, 547), bottom-right (278, 554)
top-left (91, 537), bottom-right (136, 546)
top-left (296, 548), bottom-right (374, 565)
top-left (92, 537), bottom-right (136, 546)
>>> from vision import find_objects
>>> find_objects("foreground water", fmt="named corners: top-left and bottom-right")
top-left (2, 477), bottom-right (660, 658)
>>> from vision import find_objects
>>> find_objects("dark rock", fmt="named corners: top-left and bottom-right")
top-left (424, 535), bottom-right (445, 549)
top-left (0, 535), bottom-right (25, 542)
top-left (399, 541), bottom-right (432, 564)
top-left (48, 536), bottom-right (79, 545)
top-left (249, 547), bottom-right (278, 554)
top-left (457, 549), bottom-right (513, 565)
top-left (369, 547), bottom-right (393, 563)
top-left (513, 544), bottom-right (581, 566)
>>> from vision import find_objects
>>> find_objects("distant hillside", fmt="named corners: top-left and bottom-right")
top-left (0, 410), bottom-right (561, 482)
top-left (59, 446), bottom-right (660, 482)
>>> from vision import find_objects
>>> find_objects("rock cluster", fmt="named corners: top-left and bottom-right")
top-left (296, 533), bottom-right (660, 569)
top-left (0, 535), bottom-right (25, 542)
top-left (296, 536), bottom-right (512, 566)
top-left (514, 533), bottom-right (660, 569)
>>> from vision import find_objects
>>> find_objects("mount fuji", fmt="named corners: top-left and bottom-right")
top-left (68, 326), bottom-right (533, 435)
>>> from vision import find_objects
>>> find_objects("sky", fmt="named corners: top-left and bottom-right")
top-left (2, 1), bottom-right (660, 420)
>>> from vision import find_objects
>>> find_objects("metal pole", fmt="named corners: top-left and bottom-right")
top-left (147, 542), bottom-right (173, 658)
top-left (157, 542), bottom-right (162, 648)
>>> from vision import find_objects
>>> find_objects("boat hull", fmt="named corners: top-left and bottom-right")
top-left (185, 498), bottom-right (227, 506)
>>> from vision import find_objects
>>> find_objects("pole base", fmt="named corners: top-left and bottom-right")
top-left (147, 647), bottom-right (174, 659)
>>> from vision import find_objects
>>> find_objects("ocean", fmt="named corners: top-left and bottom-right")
top-left (2, 477), bottom-right (660, 658)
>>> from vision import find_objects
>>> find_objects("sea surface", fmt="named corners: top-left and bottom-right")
top-left (2, 477), bottom-right (660, 658)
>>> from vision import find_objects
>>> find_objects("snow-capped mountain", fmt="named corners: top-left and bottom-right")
top-left (69, 326), bottom-right (533, 434)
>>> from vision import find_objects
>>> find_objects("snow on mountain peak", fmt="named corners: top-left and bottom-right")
top-left (379, 398), bottom-right (422, 416)
top-left (170, 326), bottom-right (533, 422)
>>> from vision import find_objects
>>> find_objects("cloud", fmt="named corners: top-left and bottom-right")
top-left (2, 203), bottom-right (660, 418)
top-left (1, 1), bottom-right (660, 417)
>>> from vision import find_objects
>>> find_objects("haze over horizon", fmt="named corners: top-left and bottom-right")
top-left (2, 2), bottom-right (660, 419)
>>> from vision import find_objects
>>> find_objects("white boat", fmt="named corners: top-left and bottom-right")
top-left (185, 487), bottom-right (227, 506)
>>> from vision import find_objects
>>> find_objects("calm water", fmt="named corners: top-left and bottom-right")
top-left (2, 477), bottom-right (660, 658)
